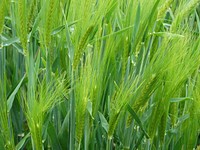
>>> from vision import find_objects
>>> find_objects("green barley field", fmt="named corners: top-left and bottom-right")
top-left (1, 0), bottom-right (200, 149)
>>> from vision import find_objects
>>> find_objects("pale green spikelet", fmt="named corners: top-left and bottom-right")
top-left (18, 0), bottom-right (28, 55)
top-left (171, 0), bottom-right (200, 32)
top-left (157, 0), bottom-right (173, 20)
top-left (179, 0), bottom-right (200, 19)
top-left (133, 74), bottom-right (157, 112)
top-left (0, 1), bottom-right (5, 34)
top-left (126, 74), bottom-right (157, 127)
top-left (108, 111), bottom-right (120, 139)
top-left (73, 25), bottom-right (94, 69)
top-left (76, 97), bottom-right (87, 144)
top-left (45, 0), bottom-right (56, 47)
top-left (0, 0), bottom-right (10, 34)
top-left (159, 111), bottom-right (167, 144)
top-left (27, 0), bottom-right (37, 32)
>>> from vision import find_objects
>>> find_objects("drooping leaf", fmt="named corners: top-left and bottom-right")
top-left (127, 104), bottom-right (149, 138)
top-left (98, 111), bottom-right (109, 133)
top-left (16, 133), bottom-right (31, 150)
top-left (7, 74), bottom-right (26, 112)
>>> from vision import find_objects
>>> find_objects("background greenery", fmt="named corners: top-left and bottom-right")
top-left (0, 0), bottom-right (200, 149)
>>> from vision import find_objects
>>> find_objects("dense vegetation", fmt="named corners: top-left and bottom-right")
top-left (0, 0), bottom-right (200, 149)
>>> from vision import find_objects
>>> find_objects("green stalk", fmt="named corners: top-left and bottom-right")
top-left (106, 138), bottom-right (111, 150)
top-left (70, 68), bottom-right (75, 150)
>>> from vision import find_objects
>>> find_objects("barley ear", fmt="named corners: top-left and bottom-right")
top-left (45, 0), bottom-right (56, 47)
top-left (0, 1), bottom-right (6, 34)
top-left (158, 111), bottom-right (167, 144)
top-left (126, 74), bottom-right (157, 127)
top-left (73, 25), bottom-right (94, 69)
top-left (171, 0), bottom-right (200, 32)
top-left (27, 0), bottom-right (37, 32)
top-left (18, 0), bottom-right (28, 56)
top-left (157, 0), bottom-right (173, 20)
top-left (76, 97), bottom-right (87, 144)
top-left (108, 112), bottom-right (120, 139)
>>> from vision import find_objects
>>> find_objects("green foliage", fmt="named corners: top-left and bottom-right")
top-left (0, 0), bottom-right (200, 149)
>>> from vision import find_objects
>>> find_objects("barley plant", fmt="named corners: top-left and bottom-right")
top-left (1, 0), bottom-right (200, 149)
